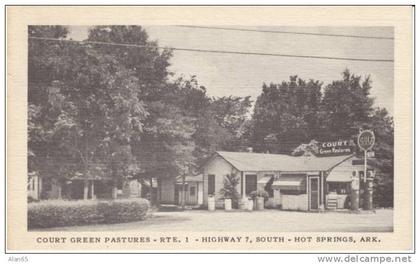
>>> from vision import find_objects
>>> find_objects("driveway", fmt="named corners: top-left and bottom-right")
top-left (33, 208), bottom-right (393, 232)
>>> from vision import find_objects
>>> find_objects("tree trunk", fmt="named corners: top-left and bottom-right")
top-left (57, 184), bottom-right (62, 200)
top-left (90, 180), bottom-right (95, 200)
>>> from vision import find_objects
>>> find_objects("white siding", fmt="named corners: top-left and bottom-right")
top-left (203, 155), bottom-right (239, 208)
top-left (282, 194), bottom-right (309, 211)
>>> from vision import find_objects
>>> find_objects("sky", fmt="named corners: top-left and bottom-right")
top-left (68, 25), bottom-right (394, 115)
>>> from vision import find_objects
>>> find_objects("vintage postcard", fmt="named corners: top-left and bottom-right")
top-left (6, 6), bottom-right (413, 252)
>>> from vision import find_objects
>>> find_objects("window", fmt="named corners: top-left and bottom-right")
top-left (328, 182), bottom-right (350, 195)
top-left (245, 174), bottom-right (257, 195)
top-left (208, 174), bottom-right (215, 195)
top-left (190, 186), bottom-right (196, 196)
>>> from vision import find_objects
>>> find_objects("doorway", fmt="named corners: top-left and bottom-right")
top-left (309, 177), bottom-right (319, 210)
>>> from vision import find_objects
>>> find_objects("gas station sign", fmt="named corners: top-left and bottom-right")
top-left (317, 139), bottom-right (354, 156)
top-left (358, 130), bottom-right (375, 151)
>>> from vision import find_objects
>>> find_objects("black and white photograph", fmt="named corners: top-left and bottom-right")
top-left (27, 25), bottom-right (394, 232)
top-left (5, 5), bottom-right (413, 253)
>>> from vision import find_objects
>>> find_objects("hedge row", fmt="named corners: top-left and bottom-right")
top-left (28, 198), bottom-right (149, 229)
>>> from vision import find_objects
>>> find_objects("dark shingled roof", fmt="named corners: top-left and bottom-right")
top-left (215, 151), bottom-right (354, 172)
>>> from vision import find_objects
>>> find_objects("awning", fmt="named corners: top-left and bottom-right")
top-left (326, 169), bottom-right (352, 182)
top-left (176, 174), bottom-right (203, 183)
top-left (258, 176), bottom-right (273, 185)
top-left (272, 174), bottom-right (306, 191)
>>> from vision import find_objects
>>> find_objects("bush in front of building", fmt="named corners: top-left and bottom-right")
top-left (249, 190), bottom-right (269, 199)
top-left (219, 173), bottom-right (241, 208)
top-left (28, 198), bottom-right (150, 229)
top-left (28, 200), bottom-right (103, 229)
top-left (98, 198), bottom-right (150, 224)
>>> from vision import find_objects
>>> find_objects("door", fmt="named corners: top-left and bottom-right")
top-left (310, 177), bottom-right (319, 210)
top-left (188, 184), bottom-right (197, 205)
top-left (208, 175), bottom-right (215, 195)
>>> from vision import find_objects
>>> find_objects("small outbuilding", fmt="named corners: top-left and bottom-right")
top-left (159, 174), bottom-right (204, 206)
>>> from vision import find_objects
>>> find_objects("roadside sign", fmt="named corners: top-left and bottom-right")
top-left (358, 130), bottom-right (375, 151)
top-left (366, 151), bottom-right (375, 158)
top-left (358, 130), bottom-right (375, 183)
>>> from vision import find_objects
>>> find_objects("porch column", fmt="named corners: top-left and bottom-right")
top-left (33, 176), bottom-right (38, 200)
top-left (320, 172), bottom-right (324, 209)
top-left (90, 180), bottom-right (95, 200)
top-left (38, 177), bottom-right (42, 200)
top-left (181, 175), bottom-right (186, 209)
top-left (306, 175), bottom-right (310, 210)
top-left (83, 180), bottom-right (89, 200)
top-left (241, 172), bottom-right (246, 198)
top-left (57, 184), bottom-right (62, 199)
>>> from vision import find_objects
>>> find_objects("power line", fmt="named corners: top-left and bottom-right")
top-left (29, 36), bottom-right (394, 63)
top-left (175, 25), bottom-right (394, 40)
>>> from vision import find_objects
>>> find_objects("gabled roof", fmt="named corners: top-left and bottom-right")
top-left (214, 151), bottom-right (354, 172)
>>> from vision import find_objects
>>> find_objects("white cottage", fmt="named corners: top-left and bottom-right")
top-left (202, 151), bottom-right (374, 211)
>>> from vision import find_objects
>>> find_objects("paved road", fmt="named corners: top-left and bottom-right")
top-left (34, 208), bottom-right (393, 232)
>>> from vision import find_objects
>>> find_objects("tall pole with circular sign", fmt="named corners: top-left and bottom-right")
top-left (357, 129), bottom-right (375, 211)
top-left (358, 130), bottom-right (375, 182)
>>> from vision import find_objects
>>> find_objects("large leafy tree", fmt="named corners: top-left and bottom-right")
top-left (28, 26), bottom-right (149, 197)
top-left (320, 69), bottom-right (374, 140)
top-left (87, 26), bottom-right (172, 100)
top-left (192, 95), bottom-right (253, 167)
top-left (250, 76), bottom-right (322, 153)
top-left (87, 26), bottom-right (198, 188)
top-left (28, 25), bottom-right (253, 201)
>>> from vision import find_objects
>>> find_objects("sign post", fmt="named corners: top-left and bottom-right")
top-left (357, 130), bottom-right (375, 211)
top-left (357, 130), bottom-right (375, 182)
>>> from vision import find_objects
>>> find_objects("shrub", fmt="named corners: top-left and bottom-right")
top-left (219, 174), bottom-right (239, 200)
top-left (219, 174), bottom-right (241, 208)
top-left (28, 198), bottom-right (149, 229)
top-left (250, 190), bottom-right (269, 199)
top-left (98, 198), bottom-right (149, 224)
top-left (28, 200), bottom-right (102, 229)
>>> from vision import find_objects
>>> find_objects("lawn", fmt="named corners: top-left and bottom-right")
top-left (32, 208), bottom-right (393, 232)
